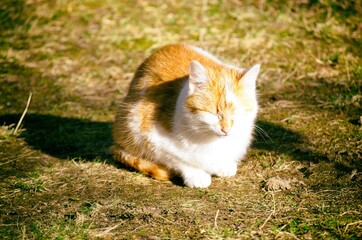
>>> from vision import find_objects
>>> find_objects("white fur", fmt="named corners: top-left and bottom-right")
top-left (140, 79), bottom-right (258, 188)
top-left (128, 58), bottom-right (260, 188)
top-left (225, 81), bottom-right (238, 104)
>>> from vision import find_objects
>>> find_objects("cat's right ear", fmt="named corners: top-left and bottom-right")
top-left (188, 60), bottom-right (208, 94)
top-left (238, 64), bottom-right (260, 90)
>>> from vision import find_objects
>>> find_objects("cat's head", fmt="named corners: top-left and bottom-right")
top-left (184, 60), bottom-right (260, 137)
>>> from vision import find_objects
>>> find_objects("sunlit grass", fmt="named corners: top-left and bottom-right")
top-left (0, 0), bottom-right (361, 239)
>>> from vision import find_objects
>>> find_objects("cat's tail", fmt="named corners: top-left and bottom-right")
top-left (111, 146), bottom-right (172, 181)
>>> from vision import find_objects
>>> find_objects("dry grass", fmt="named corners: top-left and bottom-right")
top-left (1, 0), bottom-right (361, 239)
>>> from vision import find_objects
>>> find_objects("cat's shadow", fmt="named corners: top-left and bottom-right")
top-left (251, 121), bottom-right (327, 163)
top-left (0, 113), bottom-right (326, 179)
top-left (0, 114), bottom-right (114, 162)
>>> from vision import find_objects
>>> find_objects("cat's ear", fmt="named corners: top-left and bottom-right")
top-left (188, 60), bottom-right (208, 94)
top-left (238, 64), bottom-right (260, 89)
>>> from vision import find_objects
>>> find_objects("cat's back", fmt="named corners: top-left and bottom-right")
top-left (120, 44), bottom-right (221, 134)
top-left (129, 44), bottom-right (222, 91)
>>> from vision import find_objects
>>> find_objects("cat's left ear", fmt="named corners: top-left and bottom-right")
top-left (188, 60), bottom-right (208, 94)
top-left (238, 64), bottom-right (260, 89)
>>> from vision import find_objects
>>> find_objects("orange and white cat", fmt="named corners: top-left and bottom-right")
top-left (112, 44), bottom-right (260, 188)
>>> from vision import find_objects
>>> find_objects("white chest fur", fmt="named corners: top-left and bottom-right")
top-left (146, 110), bottom-right (255, 175)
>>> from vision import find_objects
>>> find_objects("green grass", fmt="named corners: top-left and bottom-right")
top-left (12, 177), bottom-right (44, 193)
top-left (0, 0), bottom-right (361, 239)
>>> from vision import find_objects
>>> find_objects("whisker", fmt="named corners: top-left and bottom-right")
top-left (254, 125), bottom-right (272, 142)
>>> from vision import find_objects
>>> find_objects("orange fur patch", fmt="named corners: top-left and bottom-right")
top-left (112, 44), bottom-right (257, 181)
top-left (112, 146), bottom-right (172, 181)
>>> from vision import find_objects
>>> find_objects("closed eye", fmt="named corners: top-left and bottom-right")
top-left (197, 111), bottom-right (219, 125)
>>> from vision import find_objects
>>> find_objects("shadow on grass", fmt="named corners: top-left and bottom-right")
top-left (1, 113), bottom-right (331, 186)
top-left (0, 113), bottom-right (328, 166)
top-left (0, 114), bottom-right (113, 162)
top-left (0, 0), bottom-right (28, 31)
top-left (252, 121), bottom-right (328, 163)
top-left (0, 0), bottom-right (35, 50)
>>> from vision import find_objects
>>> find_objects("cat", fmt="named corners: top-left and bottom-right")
top-left (112, 44), bottom-right (260, 188)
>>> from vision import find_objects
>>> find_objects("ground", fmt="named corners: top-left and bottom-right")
top-left (0, 0), bottom-right (361, 239)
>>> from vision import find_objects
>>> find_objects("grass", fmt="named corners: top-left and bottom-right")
top-left (0, 0), bottom-right (361, 239)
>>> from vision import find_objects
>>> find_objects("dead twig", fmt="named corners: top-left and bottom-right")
top-left (214, 209), bottom-right (220, 229)
top-left (94, 223), bottom-right (122, 237)
top-left (260, 192), bottom-right (276, 230)
top-left (344, 220), bottom-right (362, 233)
top-left (345, 55), bottom-right (350, 82)
top-left (14, 92), bottom-right (33, 134)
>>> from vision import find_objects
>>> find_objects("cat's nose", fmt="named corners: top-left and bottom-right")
top-left (221, 128), bottom-right (229, 136)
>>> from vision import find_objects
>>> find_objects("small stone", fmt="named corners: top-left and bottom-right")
top-left (263, 177), bottom-right (292, 191)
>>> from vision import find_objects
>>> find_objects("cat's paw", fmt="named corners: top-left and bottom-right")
top-left (182, 169), bottom-right (212, 188)
top-left (213, 163), bottom-right (237, 177)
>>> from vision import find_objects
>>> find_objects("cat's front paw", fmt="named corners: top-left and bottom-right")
top-left (213, 163), bottom-right (237, 177)
top-left (182, 169), bottom-right (212, 188)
